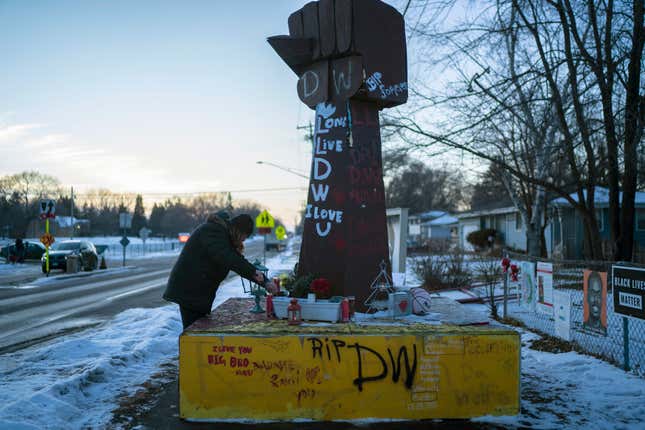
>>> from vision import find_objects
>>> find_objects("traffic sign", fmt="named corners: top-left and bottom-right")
top-left (276, 225), bottom-right (287, 240)
top-left (255, 210), bottom-right (275, 229)
top-left (40, 233), bottom-right (55, 247)
top-left (119, 213), bottom-right (133, 229)
top-left (120, 236), bottom-right (130, 247)
top-left (139, 227), bottom-right (151, 241)
top-left (39, 199), bottom-right (56, 220)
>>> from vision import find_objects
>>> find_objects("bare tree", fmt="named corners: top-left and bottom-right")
top-left (385, 0), bottom-right (644, 260)
top-left (1, 171), bottom-right (61, 209)
top-left (385, 160), bottom-right (468, 212)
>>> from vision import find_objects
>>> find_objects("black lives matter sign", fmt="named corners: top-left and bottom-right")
top-left (612, 265), bottom-right (645, 320)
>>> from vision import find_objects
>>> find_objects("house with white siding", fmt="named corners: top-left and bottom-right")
top-left (456, 206), bottom-right (552, 252)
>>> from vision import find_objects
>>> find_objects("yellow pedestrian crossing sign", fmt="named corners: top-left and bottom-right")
top-left (276, 225), bottom-right (286, 240)
top-left (255, 210), bottom-right (275, 229)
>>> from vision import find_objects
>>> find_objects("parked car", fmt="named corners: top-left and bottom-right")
top-left (264, 233), bottom-right (286, 251)
top-left (0, 241), bottom-right (46, 262)
top-left (41, 240), bottom-right (99, 273)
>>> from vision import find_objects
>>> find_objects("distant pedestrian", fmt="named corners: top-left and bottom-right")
top-left (163, 211), bottom-right (272, 330)
top-left (487, 234), bottom-right (495, 249)
top-left (13, 238), bottom-right (25, 263)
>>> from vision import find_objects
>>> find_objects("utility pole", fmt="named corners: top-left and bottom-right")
top-left (70, 186), bottom-right (74, 239)
top-left (296, 121), bottom-right (314, 148)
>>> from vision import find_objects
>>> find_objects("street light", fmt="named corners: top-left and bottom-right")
top-left (256, 161), bottom-right (309, 179)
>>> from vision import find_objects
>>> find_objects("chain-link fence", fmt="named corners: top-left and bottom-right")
top-left (503, 250), bottom-right (645, 377)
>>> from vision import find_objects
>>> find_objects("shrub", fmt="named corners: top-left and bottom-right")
top-left (289, 273), bottom-right (317, 298)
top-left (466, 229), bottom-right (497, 249)
top-left (414, 256), bottom-right (447, 290)
top-left (473, 255), bottom-right (502, 318)
top-left (444, 249), bottom-right (472, 289)
top-left (425, 239), bottom-right (451, 255)
top-left (413, 248), bottom-right (472, 290)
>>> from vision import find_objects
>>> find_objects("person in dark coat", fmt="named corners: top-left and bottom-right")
top-left (14, 238), bottom-right (25, 264)
top-left (163, 212), bottom-right (269, 329)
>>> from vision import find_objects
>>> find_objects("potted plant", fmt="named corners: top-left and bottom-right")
top-left (273, 275), bottom-right (341, 322)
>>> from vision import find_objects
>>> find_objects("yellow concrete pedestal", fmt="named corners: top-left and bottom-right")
top-left (179, 299), bottom-right (520, 421)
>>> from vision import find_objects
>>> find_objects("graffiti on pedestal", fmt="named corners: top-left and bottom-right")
top-left (181, 332), bottom-right (521, 418)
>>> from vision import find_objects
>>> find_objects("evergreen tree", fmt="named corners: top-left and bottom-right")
top-left (226, 192), bottom-right (233, 211)
top-left (148, 203), bottom-right (165, 237)
top-left (131, 194), bottom-right (147, 236)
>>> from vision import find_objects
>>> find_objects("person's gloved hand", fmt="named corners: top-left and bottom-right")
top-left (268, 0), bottom-right (407, 109)
top-left (252, 270), bottom-right (266, 284)
top-left (253, 271), bottom-right (277, 294)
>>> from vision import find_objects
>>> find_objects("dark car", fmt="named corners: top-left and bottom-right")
top-left (0, 241), bottom-right (47, 262)
top-left (42, 240), bottom-right (99, 273)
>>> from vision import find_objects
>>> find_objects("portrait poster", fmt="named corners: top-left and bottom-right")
top-left (553, 290), bottom-right (571, 341)
top-left (583, 270), bottom-right (607, 335)
top-left (519, 261), bottom-right (536, 311)
top-left (536, 262), bottom-right (553, 315)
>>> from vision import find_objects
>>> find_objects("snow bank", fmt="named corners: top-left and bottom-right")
top-left (0, 242), bottom-right (292, 429)
top-left (476, 330), bottom-right (645, 430)
top-left (0, 306), bottom-right (182, 429)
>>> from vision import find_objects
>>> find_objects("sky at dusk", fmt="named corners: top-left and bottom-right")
top-left (1, 0), bottom-right (460, 229)
top-left (0, 0), bottom-right (331, 228)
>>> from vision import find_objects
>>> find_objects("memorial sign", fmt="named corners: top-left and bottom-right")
top-left (612, 265), bottom-right (645, 320)
top-left (519, 261), bottom-right (536, 311)
top-left (583, 270), bottom-right (608, 335)
top-left (536, 262), bottom-right (553, 315)
top-left (554, 290), bottom-right (571, 341)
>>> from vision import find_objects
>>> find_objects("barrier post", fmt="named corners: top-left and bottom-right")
top-left (623, 316), bottom-right (630, 371)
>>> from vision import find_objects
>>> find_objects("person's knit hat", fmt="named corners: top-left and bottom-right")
top-left (231, 214), bottom-right (254, 236)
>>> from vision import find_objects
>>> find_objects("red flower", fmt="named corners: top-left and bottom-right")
top-left (501, 257), bottom-right (511, 273)
top-left (310, 278), bottom-right (331, 299)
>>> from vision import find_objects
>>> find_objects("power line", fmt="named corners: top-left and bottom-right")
top-left (70, 186), bottom-right (307, 198)
top-left (256, 161), bottom-right (309, 179)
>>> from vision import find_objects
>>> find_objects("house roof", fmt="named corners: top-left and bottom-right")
top-left (417, 210), bottom-right (447, 221)
top-left (551, 187), bottom-right (645, 208)
top-left (428, 214), bottom-right (458, 226)
top-left (456, 206), bottom-right (518, 220)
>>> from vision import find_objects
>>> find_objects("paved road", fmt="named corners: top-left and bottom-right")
top-left (0, 240), bottom-right (267, 353)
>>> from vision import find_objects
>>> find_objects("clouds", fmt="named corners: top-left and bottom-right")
top-left (0, 123), bottom-right (43, 142)
top-left (0, 120), bottom-right (200, 193)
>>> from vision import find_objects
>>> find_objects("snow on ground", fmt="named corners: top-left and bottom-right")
top-left (0, 263), bottom-right (36, 274)
top-left (476, 329), bottom-right (645, 430)
top-left (0, 306), bottom-right (182, 430)
top-left (0, 245), bottom-right (288, 430)
top-left (1, 243), bottom-right (644, 429)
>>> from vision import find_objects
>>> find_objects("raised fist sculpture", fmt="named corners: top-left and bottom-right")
top-left (268, 0), bottom-right (407, 109)
top-left (268, 0), bottom-right (407, 311)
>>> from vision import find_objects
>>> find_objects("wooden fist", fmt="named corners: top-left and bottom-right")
top-left (268, 0), bottom-right (407, 109)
